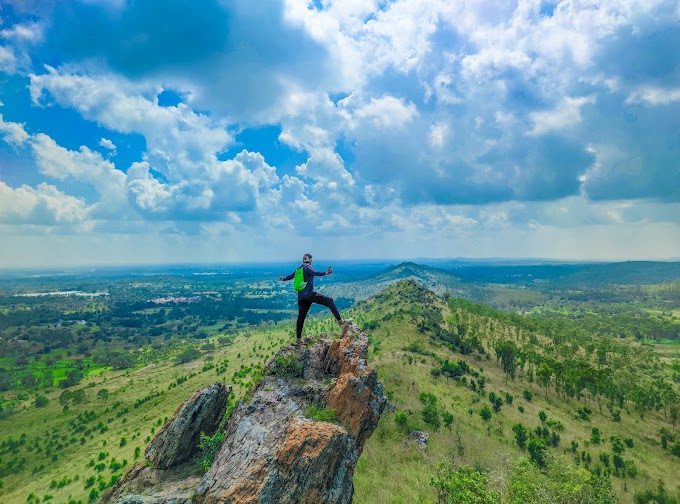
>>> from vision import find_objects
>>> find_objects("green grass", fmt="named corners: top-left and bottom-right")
top-left (306, 404), bottom-right (336, 422)
top-left (350, 288), bottom-right (680, 504)
top-left (0, 322), bottom-right (313, 504)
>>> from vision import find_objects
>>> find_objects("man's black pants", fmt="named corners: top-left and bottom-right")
top-left (296, 292), bottom-right (341, 340)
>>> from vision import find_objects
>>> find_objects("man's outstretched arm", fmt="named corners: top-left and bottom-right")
top-left (280, 272), bottom-right (295, 281)
top-left (309, 266), bottom-right (332, 276)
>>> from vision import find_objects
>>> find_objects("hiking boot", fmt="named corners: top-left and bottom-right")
top-left (338, 319), bottom-right (350, 327)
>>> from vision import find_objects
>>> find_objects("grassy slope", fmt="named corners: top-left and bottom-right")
top-left (2, 279), bottom-right (679, 503)
top-left (351, 281), bottom-right (680, 504)
top-left (0, 315), bottom-right (344, 504)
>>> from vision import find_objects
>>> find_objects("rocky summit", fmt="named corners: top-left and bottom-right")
top-left (101, 323), bottom-right (386, 504)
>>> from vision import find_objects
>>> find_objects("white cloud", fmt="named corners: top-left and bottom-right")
top-left (296, 147), bottom-right (354, 186)
top-left (99, 137), bottom-right (116, 151)
top-left (29, 66), bottom-right (232, 180)
top-left (0, 112), bottom-right (30, 146)
top-left (529, 95), bottom-right (597, 135)
top-left (0, 21), bottom-right (44, 45)
top-left (350, 95), bottom-right (417, 130)
top-left (0, 181), bottom-right (90, 225)
top-left (429, 122), bottom-right (449, 149)
top-left (0, 44), bottom-right (18, 74)
top-left (626, 86), bottom-right (680, 105)
top-left (31, 133), bottom-right (126, 197)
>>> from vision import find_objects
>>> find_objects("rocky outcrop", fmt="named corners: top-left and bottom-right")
top-left (99, 461), bottom-right (202, 504)
top-left (145, 382), bottom-right (231, 470)
top-left (103, 323), bottom-right (386, 504)
top-left (100, 382), bottom-right (230, 504)
top-left (194, 322), bottom-right (386, 503)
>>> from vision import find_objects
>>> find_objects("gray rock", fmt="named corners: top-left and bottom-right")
top-left (99, 462), bottom-right (201, 504)
top-left (145, 382), bottom-right (231, 470)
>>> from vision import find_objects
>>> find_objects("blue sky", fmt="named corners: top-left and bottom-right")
top-left (1, 0), bottom-right (679, 267)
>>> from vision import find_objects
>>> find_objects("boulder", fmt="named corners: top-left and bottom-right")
top-left (145, 382), bottom-right (231, 470)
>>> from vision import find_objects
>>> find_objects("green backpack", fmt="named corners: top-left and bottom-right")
top-left (293, 267), bottom-right (307, 292)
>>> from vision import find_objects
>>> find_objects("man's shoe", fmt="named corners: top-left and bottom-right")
top-left (338, 319), bottom-right (350, 326)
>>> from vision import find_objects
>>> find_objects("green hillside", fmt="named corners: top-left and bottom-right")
top-left (350, 280), bottom-right (680, 503)
top-left (1, 277), bottom-right (679, 503)
top-left (0, 318), bottom-right (346, 504)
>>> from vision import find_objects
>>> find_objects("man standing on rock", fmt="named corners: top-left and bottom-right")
top-left (279, 253), bottom-right (346, 345)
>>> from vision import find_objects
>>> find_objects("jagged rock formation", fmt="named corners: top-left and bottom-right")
top-left (146, 382), bottom-right (231, 469)
top-left (100, 382), bottom-right (231, 504)
top-left (101, 323), bottom-right (386, 504)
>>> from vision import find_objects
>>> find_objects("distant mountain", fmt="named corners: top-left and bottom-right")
top-left (321, 261), bottom-right (465, 302)
top-left (432, 260), bottom-right (680, 286)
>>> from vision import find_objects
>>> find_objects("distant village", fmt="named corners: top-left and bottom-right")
top-left (150, 296), bottom-right (202, 305)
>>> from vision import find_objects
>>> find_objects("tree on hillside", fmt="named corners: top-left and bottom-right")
top-left (41, 370), bottom-right (54, 389)
top-left (479, 406), bottom-right (492, 422)
top-left (495, 340), bottom-right (519, 384)
top-left (512, 423), bottom-right (528, 449)
top-left (536, 363), bottom-right (553, 400)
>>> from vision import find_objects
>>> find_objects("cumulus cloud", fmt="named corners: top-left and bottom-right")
top-left (29, 66), bottom-right (232, 179)
top-left (0, 181), bottom-right (90, 225)
top-left (0, 112), bottom-right (30, 146)
top-left (31, 133), bottom-right (125, 196)
top-left (1, 0), bottom-right (679, 263)
top-left (626, 86), bottom-right (680, 105)
top-left (0, 21), bottom-right (44, 45)
top-left (98, 137), bottom-right (116, 152)
top-left (529, 95), bottom-right (597, 136)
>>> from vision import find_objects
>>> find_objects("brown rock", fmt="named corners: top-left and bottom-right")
top-left (109, 324), bottom-right (385, 504)
top-left (193, 323), bottom-right (386, 503)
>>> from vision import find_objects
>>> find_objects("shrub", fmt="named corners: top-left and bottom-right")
top-left (420, 392), bottom-right (441, 430)
top-left (175, 348), bottom-right (201, 365)
top-left (512, 423), bottom-right (528, 449)
top-left (306, 404), bottom-right (336, 422)
top-left (527, 438), bottom-right (548, 467)
top-left (88, 489), bottom-right (98, 503)
top-left (523, 390), bottom-right (533, 402)
top-left (610, 436), bottom-right (625, 455)
top-left (479, 406), bottom-right (492, 422)
top-left (197, 431), bottom-right (225, 472)
top-left (442, 411), bottom-right (454, 432)
top-left (34, 395), bottom-right (49, 408)
top-left (395, 412), bottom-right (410, 434)
top-left (268, 354), bottom-right (304, 379)
top-left (430, 462), bottom-right (499, 504)
top-left (634, 480), bottom-right (676, 504)
top-left (509, 457), bottom-right (617, 503)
